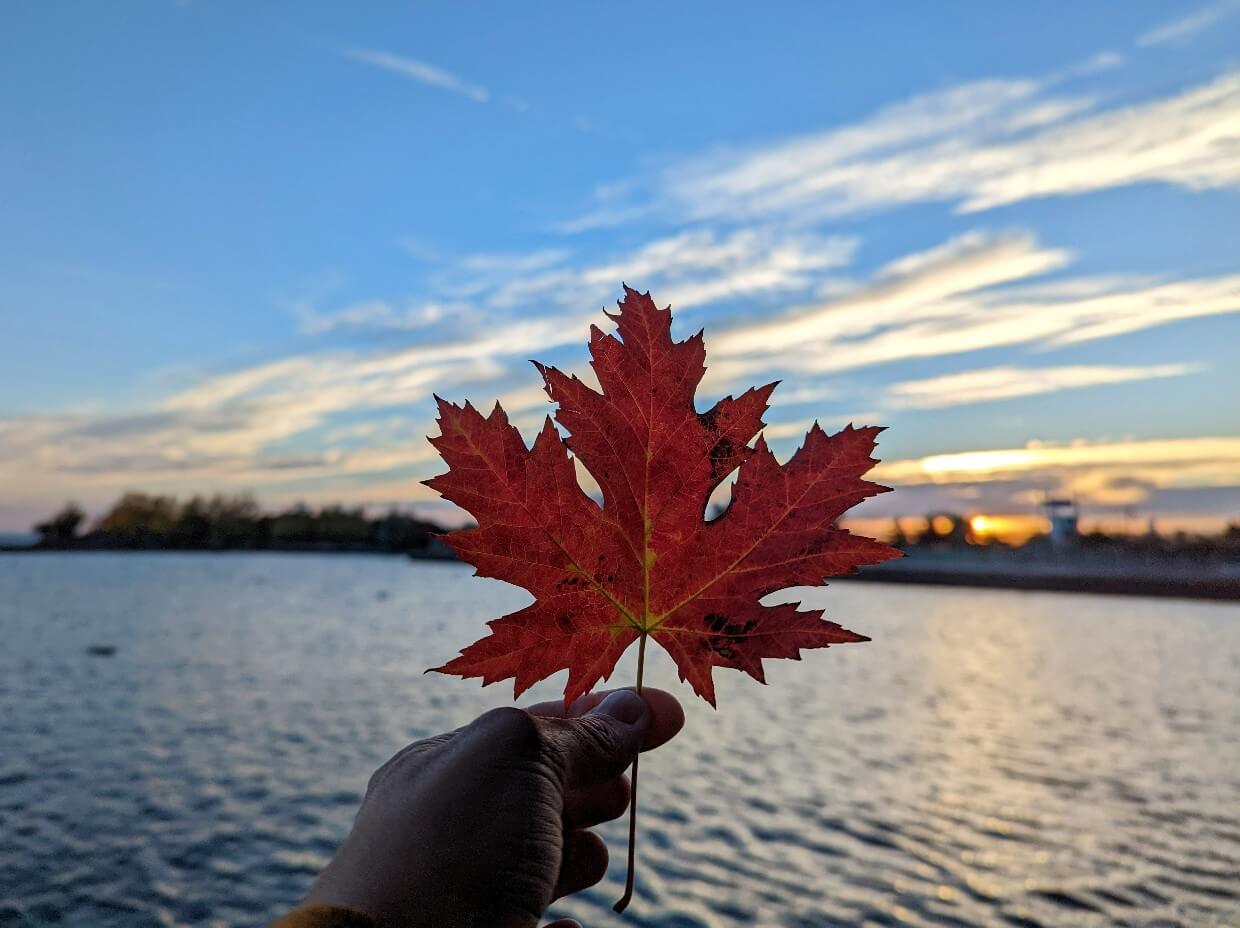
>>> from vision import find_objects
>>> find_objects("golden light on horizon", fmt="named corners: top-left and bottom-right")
top-left (967, 513), bottom-right (1048, 545)
top-left (969, 514), bottom-right (994, 535)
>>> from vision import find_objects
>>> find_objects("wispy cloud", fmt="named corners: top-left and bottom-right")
top-left (0, 223), bottom-right (862, 513)
top-left (706, 231), bottom-right (1069, 369)
top-left (339, 46), bottom-right (619, 135)
top-left (703, 231), bottom-right (1240, 388)
top-left (432, 226), bottom-right (858, 318)
top-left (343, 47), bottom-right (490, 102)
top-left (201, 226), bottom-right (1234, 511)
top-left (884, 363), bottom-right (1201, 409)
top-left (761, 413), bottom-right (881, 441)
top-left (564, 70), bottom-right (1240, 230)
top-left (873, 436), bottom-right (1240, 506)
top-left (293, 227), bottom-right (858, 341)
top-left (298, 299), bottom-right (459, 336)
top-left (1072, 50), bottom-right (1126, 76)
top-left (6, 218), bottom-right (1235, 525)
top-left (1135, 0), bottom-right (1240, 47)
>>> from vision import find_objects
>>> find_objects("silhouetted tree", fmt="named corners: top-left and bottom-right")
top-left (32, 493), bottom-right (450, 553)
top-left (33, 502), bottom-right (85, 547)
top-left (94, 493), bottom-right (179, 547)
top-left (172, 495), bottom-right (212, 547)
top-left (204, 494), bottom-right (261, 547)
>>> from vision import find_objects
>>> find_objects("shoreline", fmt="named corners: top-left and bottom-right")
top-left (4, 544), bottom-right (1237, 601)
top-left (843, 561), bottom-right (1240, 601)
top-left (0, 544), bottom-right (456, 559)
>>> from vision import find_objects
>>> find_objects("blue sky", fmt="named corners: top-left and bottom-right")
top-left (2, 1), bottom-right (1239, 532)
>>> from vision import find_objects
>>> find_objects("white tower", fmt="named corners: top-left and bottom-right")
top-left (1041, 498), bottom-right (1079, 547)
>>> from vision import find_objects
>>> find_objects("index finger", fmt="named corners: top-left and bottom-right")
top-left (525, 687), bottom-right (685, 752)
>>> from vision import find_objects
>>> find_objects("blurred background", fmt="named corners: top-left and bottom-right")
top-left (2, 0), bottom-right (1239, 541)
top-left (1, 3), bottom-right (1238, 927)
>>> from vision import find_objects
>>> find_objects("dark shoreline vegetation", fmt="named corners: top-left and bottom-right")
top-left (6, 493), bottom-right (1239, 599)
top-left (9, 494), bottom-right (456, 557)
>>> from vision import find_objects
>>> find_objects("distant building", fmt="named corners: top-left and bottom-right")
top-left (1041, 498), bottom-right (1079, 547)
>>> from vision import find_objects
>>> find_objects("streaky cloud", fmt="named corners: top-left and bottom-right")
top-left (873, 436), bottom-right (1240, 508)
top-left (1135, 0), bottom-right (1240, 47)
top-left (343, 47), bottom-right (490, 103)
top-left (884, 363), bottom-right (1201, 409)
top-left (561, 69), bottom-right (1240, 228)
top-left (704, 231), bottom-right (1240, 382)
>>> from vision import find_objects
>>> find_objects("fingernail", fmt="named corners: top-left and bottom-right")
top-left (591, 689), bottom-right (646, 725)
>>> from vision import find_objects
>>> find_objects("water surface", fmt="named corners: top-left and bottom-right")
top-left (1, 553), bottom-right (1237, 927)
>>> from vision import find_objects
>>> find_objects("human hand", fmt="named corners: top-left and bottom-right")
top-left (302, 688), bottom-right (685, 927)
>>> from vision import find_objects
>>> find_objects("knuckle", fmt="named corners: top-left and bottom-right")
top-left (365, 751), bottom-right (407, 794)
top-left (471, 706), bottom-right (544, 754)
top-left (365, 732), bottom-right (455, 794)
top-left (574, 716), bottom-right (628, 770)
top-left (365, 766), bottom-right (386, 795)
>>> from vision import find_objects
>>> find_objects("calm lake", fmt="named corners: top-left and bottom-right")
top-left (1, 553), bottom-right (1237, 927)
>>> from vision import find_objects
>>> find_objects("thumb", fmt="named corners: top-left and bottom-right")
top-left (543, 689), bottom-right (649, 788)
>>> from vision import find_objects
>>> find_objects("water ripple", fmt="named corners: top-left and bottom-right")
top-left (1, 554), bottom-right (1238, 927)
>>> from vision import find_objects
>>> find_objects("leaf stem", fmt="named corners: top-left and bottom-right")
top-left (613, 631), bottom-right (647, 913)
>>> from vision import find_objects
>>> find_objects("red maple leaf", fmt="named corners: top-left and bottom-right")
top-left (426, 286), bottom-right (899, 707)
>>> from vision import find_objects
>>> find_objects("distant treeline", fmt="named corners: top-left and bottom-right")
top-left (30, 493), bottom-right (452, 553)
top-left (890, 513), bottom-right (1240, 562)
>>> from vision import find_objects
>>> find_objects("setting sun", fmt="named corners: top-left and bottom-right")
top-left (967, 513), bottom-right (1048, 544)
